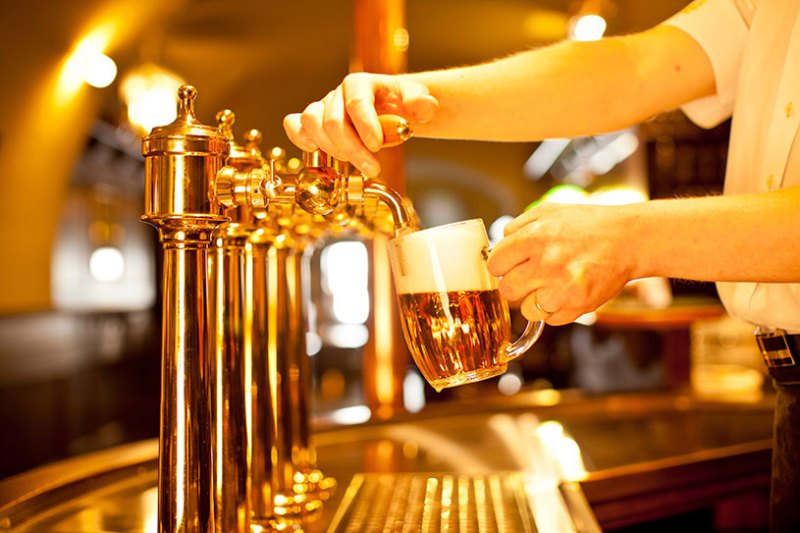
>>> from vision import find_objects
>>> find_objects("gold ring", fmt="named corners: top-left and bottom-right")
top-left (533, 293), bottom-right (553, 319)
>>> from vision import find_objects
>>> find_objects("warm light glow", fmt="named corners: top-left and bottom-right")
top-left (119, 63), bottom-right (185, 134)
top-left (142, 487), bottom-right (158, 533)
top-left (320, 368), bottom-right (346, 401)
top-left (322, 241), bottom-right (370, 324)
top-left (523, 9), bottom-right (569, 41)
top-left (536, 421), bottom-right (588, 481)
top-left (328, 405), bottom-right (372, 425)
top-left (524, 138), bottom-right (571, 180)
top-left (59, 26), bottom-right (116, 98)
top-left (542, 184), bottom-right (590, 205)
top-left (529, 388), bottom-right (561, 406)
top-left (489, 215), bottom-right (514, 246)
top-left (89, 246), bottom-right (125, 282)
top-left (497, 372), bottom-right (523, 396)
top-left (574, 311), bottom-right (598, 326)
top-left (287, 157), bottom-right (302, 172)
top-left (587, 130), bottom-right (639, 175)
top-left (570, 14), bottom-right (607, 41)
top-left (326, 324), bottom-right (369, 348)
top-left (306, 331), bottom-right (322, 356)
top-left (589, 186), bottom-right (648, 206)
top-left (83, 52), bottom-right (117, 88)
top-left (393, 28), bottom-right (410, 52)
top-left (372, 233), bottom-right (398, 409)
top-left (403, 371), bottom-right (426, 413)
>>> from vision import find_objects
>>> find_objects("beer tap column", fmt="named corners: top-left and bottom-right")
top-left (142, 85), bottom-right (229, 533)
top-left (208, 111), bottom-right (266, 533)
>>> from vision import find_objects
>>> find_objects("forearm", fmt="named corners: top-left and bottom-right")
top-left (404, 25), bottom-right (714, 142)
top-left (626, 186), bottom-right (800, 283)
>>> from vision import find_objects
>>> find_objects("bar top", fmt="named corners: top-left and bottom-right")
top-left (0, 389), bottom-right (774, 531)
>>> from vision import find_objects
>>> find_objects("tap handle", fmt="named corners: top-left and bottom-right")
top-left (216, 109), bottom-right (236, 140)
top-left (378, 114), bottom-right (412, 148)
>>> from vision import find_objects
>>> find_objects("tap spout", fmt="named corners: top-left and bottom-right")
top-left (363, 178), bottom-right (412, 235)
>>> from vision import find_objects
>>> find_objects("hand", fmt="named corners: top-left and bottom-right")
top-left (487, 202), bottom-right (637, 325)
top-left (283, 72), bottom-right (439, 177)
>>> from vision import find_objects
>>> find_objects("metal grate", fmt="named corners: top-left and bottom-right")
top-left (326, 473), bottom-right (601, 533)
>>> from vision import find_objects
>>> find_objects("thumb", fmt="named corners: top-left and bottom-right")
top-left (403, 94), bottom-right (439, 124)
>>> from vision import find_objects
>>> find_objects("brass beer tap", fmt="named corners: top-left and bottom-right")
top-left (142, 85), bottom-right (229, 533)
top-left (142, 85), bottom-right (413, 532)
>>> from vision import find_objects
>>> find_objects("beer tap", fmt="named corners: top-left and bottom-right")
top-left (209, 109), bottom-right (267, 533)
top-left (142, 85), bottom-right (413, 532)
top-left (142, 85), bottom-right (229, 533)
top-left (294, 115), bottom-right (415, 235)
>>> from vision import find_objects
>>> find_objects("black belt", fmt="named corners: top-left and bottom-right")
top-left (756, 328), bottom-right (800, 368)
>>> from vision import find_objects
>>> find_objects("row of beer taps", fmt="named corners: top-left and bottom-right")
top-left (141, 85), bottom-right (413, 532)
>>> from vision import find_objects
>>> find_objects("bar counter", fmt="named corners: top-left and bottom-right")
top-left (0, 389), bottom-right (774, 531)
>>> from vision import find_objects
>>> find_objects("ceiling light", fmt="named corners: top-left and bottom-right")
top-left (570, 14), bottom-right (607, 41)
top-left (119, 63), bottom-right (184, 135)
top-left (83, 52), bottom-right (117, 88)
top-left (568, 0), bottom-right (612, 41)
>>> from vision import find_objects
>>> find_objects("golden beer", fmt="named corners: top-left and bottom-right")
top-left (389, 218), bottom-right (544, 390)
top-left (398, 289), bottom-right (511, 391)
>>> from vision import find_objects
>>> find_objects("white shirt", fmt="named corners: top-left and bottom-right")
top-left (665, 0), bottom-right (800, 333)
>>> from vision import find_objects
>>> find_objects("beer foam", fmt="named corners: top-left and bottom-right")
top-left (389, 220), bottom-right (499, 294)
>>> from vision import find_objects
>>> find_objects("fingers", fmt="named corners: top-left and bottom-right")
top-left (498, 263), bottom-right (568, 325)
top-left (398, 90), bottom-right (439, 124)
top-left (520, 291), bottom-right (554, 323)
top-left (291, 91), bottom-right (381, 177)
top-left (283, 113), bottom-right (317, 153)
top-left (487, 228), bottom-right (538, 278)
top-left (283, 73), bottom-right (440, 178)
top-left (322, 87), bottom-right (382, 176)
top-left (504, 207), bottom-right (541, 236)
top-left (341, 74), bottom-right (383, 152)
top-left (496, 259), bottom-right (538, 302)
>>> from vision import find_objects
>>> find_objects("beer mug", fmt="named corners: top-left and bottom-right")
top-left (388, 218), bottom-right (545, 391)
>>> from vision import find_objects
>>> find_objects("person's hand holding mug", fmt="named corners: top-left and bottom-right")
top-left (488, 201), bottom-right (636, 325)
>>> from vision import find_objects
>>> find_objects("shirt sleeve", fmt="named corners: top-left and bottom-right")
top-left (662, 0), bottom-right (751, 128)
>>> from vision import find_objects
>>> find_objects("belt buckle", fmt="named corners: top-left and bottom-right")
top-left (756, 327), bottom-right (796, 368)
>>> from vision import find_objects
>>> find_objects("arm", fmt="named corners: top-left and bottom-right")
top-left (284, 24), bottom-right (715, 177)
top-left (408, 25), bottom-right (714, 141)
top-left (488, 186), bottom-right (800, 325)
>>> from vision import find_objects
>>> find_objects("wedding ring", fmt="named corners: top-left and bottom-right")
top-left (533, 292), bottom-right (553, 319)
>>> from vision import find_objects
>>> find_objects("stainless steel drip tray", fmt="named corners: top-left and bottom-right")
top-left (326, 472), bottom-right (601, 533)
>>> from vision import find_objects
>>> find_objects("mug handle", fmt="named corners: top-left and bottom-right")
top-left (500, 319), bottom-right (545, 363)
top-left (482, 245), bottom-right (545, 362)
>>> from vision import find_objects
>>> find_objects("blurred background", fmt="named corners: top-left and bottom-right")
top-left (1, 0), bottom-right (762, 481)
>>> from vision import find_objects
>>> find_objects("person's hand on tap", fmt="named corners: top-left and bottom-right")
top-left (283, 73), bottom-right (439, 178)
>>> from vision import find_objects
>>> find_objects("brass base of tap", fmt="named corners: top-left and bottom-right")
top-left (266, 470), bottom-right (337, 525)
top-left (294, 469), bottom-right (338, 503)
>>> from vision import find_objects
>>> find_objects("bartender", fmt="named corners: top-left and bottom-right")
top-left (283, 0), bottom-right (800, 529)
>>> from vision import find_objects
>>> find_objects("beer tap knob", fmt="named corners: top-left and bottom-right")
top-left (268, 145), bottom-right (289, 174)
top-left (217, 108), bottom-right (236, 142)
top-left (213, 111), bottom-right (284, 211)
top-left (378, 114), bottom-right (412, 148)
top-left (294, 150), bottom-right (341, 216)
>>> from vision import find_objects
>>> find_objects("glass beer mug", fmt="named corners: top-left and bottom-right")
top-left (388, 218), bottom-right (545, 391)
